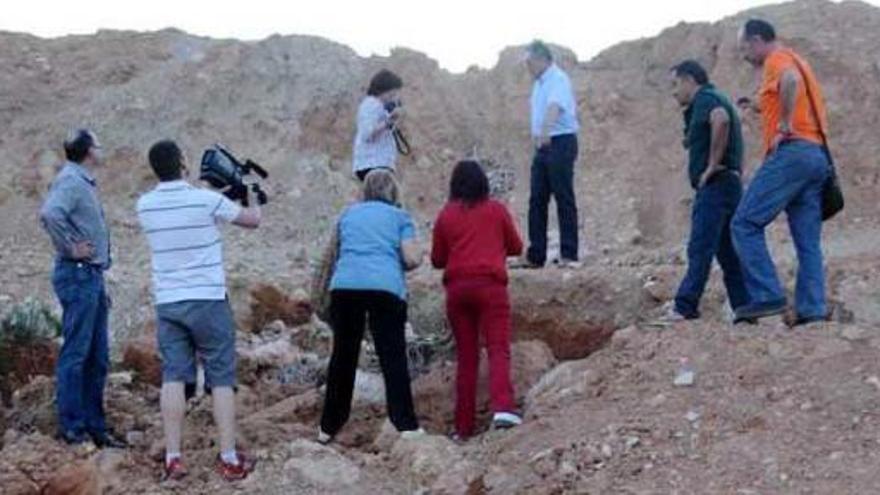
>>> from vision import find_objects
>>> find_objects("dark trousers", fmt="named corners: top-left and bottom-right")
top-left (674, 171), bottom-right (749, 318)
top-left (527, 134), bottom-right (579, 264)
top-left (446, 278), bottom-right (515, 437)
top-left (320, 290), bottom-right (419, 434)
top-left (52, 260), bottom-right (109, 436)
top-left (355, 166), bottom-right (391, 182)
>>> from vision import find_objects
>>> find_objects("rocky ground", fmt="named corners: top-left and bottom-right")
top-left (4, 277), bottom-right (880, 494)
top-left (2, 0), bottom-right (880, 493)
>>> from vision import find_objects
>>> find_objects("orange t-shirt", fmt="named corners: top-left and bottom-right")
top-left (758, 48), bottom-right (828, 156)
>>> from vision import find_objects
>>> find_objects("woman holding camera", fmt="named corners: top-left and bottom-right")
top-left (431, 160), bottom-right (524, 441)
top-left (352, 69), bottom-right (404, 181)
top-left (318, 169), bottom-right (423, 443)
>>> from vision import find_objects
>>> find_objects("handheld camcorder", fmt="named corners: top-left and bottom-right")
top-left (200, 144), bottom-right (268, 206)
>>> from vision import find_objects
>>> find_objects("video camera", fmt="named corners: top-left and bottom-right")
top-left (384, 99), bottom-right (401, 114)
top-left (199, 144), bottom-right (269, 206)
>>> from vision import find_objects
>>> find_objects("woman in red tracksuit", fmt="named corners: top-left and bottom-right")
top-left (431, 160), bottom-right (524, 440)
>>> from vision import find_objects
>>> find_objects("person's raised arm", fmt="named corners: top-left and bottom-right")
top-left (211, 189), bottom-right (260, 229)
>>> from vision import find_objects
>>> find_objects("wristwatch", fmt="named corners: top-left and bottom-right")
top-left (777, 121), bottom-right (793, 136)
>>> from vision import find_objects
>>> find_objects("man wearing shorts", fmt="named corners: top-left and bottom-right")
top-left (137, 140), bottom-right (261, 482)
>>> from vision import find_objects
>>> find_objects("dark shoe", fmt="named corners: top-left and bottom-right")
top-left (509, 257), bottom-right (543, 269)
top-left (732, 315), bottom-right (759, 325)
top-left (215, 452), bottom-right (256, 482)
top-left (790, 314), bottom-right (829, 327)
top-left (734, 300), bottom-right (787, 322)
top-left (57, 430), bottom-right (89, 445)
top-left (89, 430), bottom-right (128, 449)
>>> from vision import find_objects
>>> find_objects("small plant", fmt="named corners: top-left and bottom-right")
top-left (0, 298), bottom-right (61, 403)
top-left (0, 297), bottom-right (61, 343)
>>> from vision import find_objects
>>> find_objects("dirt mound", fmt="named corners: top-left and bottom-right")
top-left (119, 322), bottom-right (161, 387)
top-left (0, 339), bottom-right (57, 404)
top-left (247, 284), bottom-right (313, 332)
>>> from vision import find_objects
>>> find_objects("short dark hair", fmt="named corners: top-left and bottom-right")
top-left (671, 60), bottom-right (709, 86)
top-left (148, 140), bottom-right (184, 182)
top-left (63, 129), bottom-right (96, 163)
top-left (744, 19), bottom-right (776, 42)
top-left (449, 160), bottom-right (489, 205)
top-left (527, 40), bottom-right (553, 62)
top-left (367, 69), bottom-right (403, 97)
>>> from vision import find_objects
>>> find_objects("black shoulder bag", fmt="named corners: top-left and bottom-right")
top-left (789, 53), bottom-right (844, 221)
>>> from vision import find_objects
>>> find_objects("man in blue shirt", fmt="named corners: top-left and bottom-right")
top-left (658, 60), bottom-right (749, 323)
top-left (523, 40), bottom-right (581, 268)
top-left (39, 129), bottom-right (125, 448)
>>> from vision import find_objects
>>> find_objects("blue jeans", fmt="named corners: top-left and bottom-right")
top-left (527, 134), bottom-right (579, 264)
top-left (731, 140), bottom-right (830, 318)
top-left (674, 171), bottom-right (749, 318)
top-left (52, 260), bottom-right (109, 436)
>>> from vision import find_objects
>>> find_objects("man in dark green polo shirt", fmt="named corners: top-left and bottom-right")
top-left (659, 60), bottom-right (749, 322)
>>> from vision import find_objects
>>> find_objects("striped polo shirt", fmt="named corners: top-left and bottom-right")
top-left (136, 180), bottom-right (241, 305)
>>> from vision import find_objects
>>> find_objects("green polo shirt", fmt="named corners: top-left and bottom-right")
top-left (682, 84), bottom-right (743, 189)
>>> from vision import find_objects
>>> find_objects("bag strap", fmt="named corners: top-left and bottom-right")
top-left (392, 127), bottom-right (412, 156)
top-left (784, 49), bottom-right (829, 147)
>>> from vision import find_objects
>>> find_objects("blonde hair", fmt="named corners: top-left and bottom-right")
top-left (362, 168), bottom-right (399, 205)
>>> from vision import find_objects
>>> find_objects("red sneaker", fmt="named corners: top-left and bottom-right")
top-left (215, 452), bottom-right (256, 482)
top-left (162, 458), bottom-right (188, 481)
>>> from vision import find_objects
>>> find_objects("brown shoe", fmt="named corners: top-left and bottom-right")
top-left (508, 257), bottom-right (543, 269)
top-left (215, 452), bottom-right (256, 482)
top-left (161, 458), bottom-right (188, 482)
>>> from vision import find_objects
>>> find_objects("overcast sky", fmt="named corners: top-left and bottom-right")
top-left (1, 0), bottom-right (872, 72)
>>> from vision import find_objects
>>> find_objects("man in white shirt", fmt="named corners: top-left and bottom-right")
top-left (137, 140), bottom-right (260, 482)
top-left (523, 40), bottom-right (581, 268)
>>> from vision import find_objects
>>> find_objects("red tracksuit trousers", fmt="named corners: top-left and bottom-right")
top-left (445, 278), bottom-right (515, 437)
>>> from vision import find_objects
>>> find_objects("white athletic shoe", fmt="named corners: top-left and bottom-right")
top-left (555, 258), bottom-right (583, 269)
top-left (400, 428), bottom-right (426, 440)
top-left (317, 429), bottom-right (333, 445)
top-left (492, 412), bottom-right (523, 429)
top-left (649, 302), bottom-right (688, 327)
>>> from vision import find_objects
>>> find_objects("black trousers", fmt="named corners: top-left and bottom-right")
top-left (527, 134), bottom-right (579, 264)
top-left (320, 289), bottom-right (419, 434)
top-left (355, 166), bottom-right (392, 182)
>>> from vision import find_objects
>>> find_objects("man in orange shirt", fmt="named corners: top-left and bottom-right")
top-left (731, 19), bottom-right (831, 325)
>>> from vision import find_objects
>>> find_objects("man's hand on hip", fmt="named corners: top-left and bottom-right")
top-left (699, 164), bottom-right (725, 188)
top-left (533, 134), bottom-right (551, 150)
top-left (70, 240), bottom-right (96, 261)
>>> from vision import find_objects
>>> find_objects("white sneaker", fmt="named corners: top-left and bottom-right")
top-left (400, 428), bottom-right (426, 440)
top-left (492, 412), bottom-right (522, 429)
top-left (555, 258), bottom-right (583, 269)
top-left (317, 429), bottom-right (333, 445)
top-left (650, 302), bottom-right (687, 326)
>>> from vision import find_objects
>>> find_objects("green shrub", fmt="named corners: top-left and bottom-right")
top-left (0, 297), bottom-right (61, 343)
